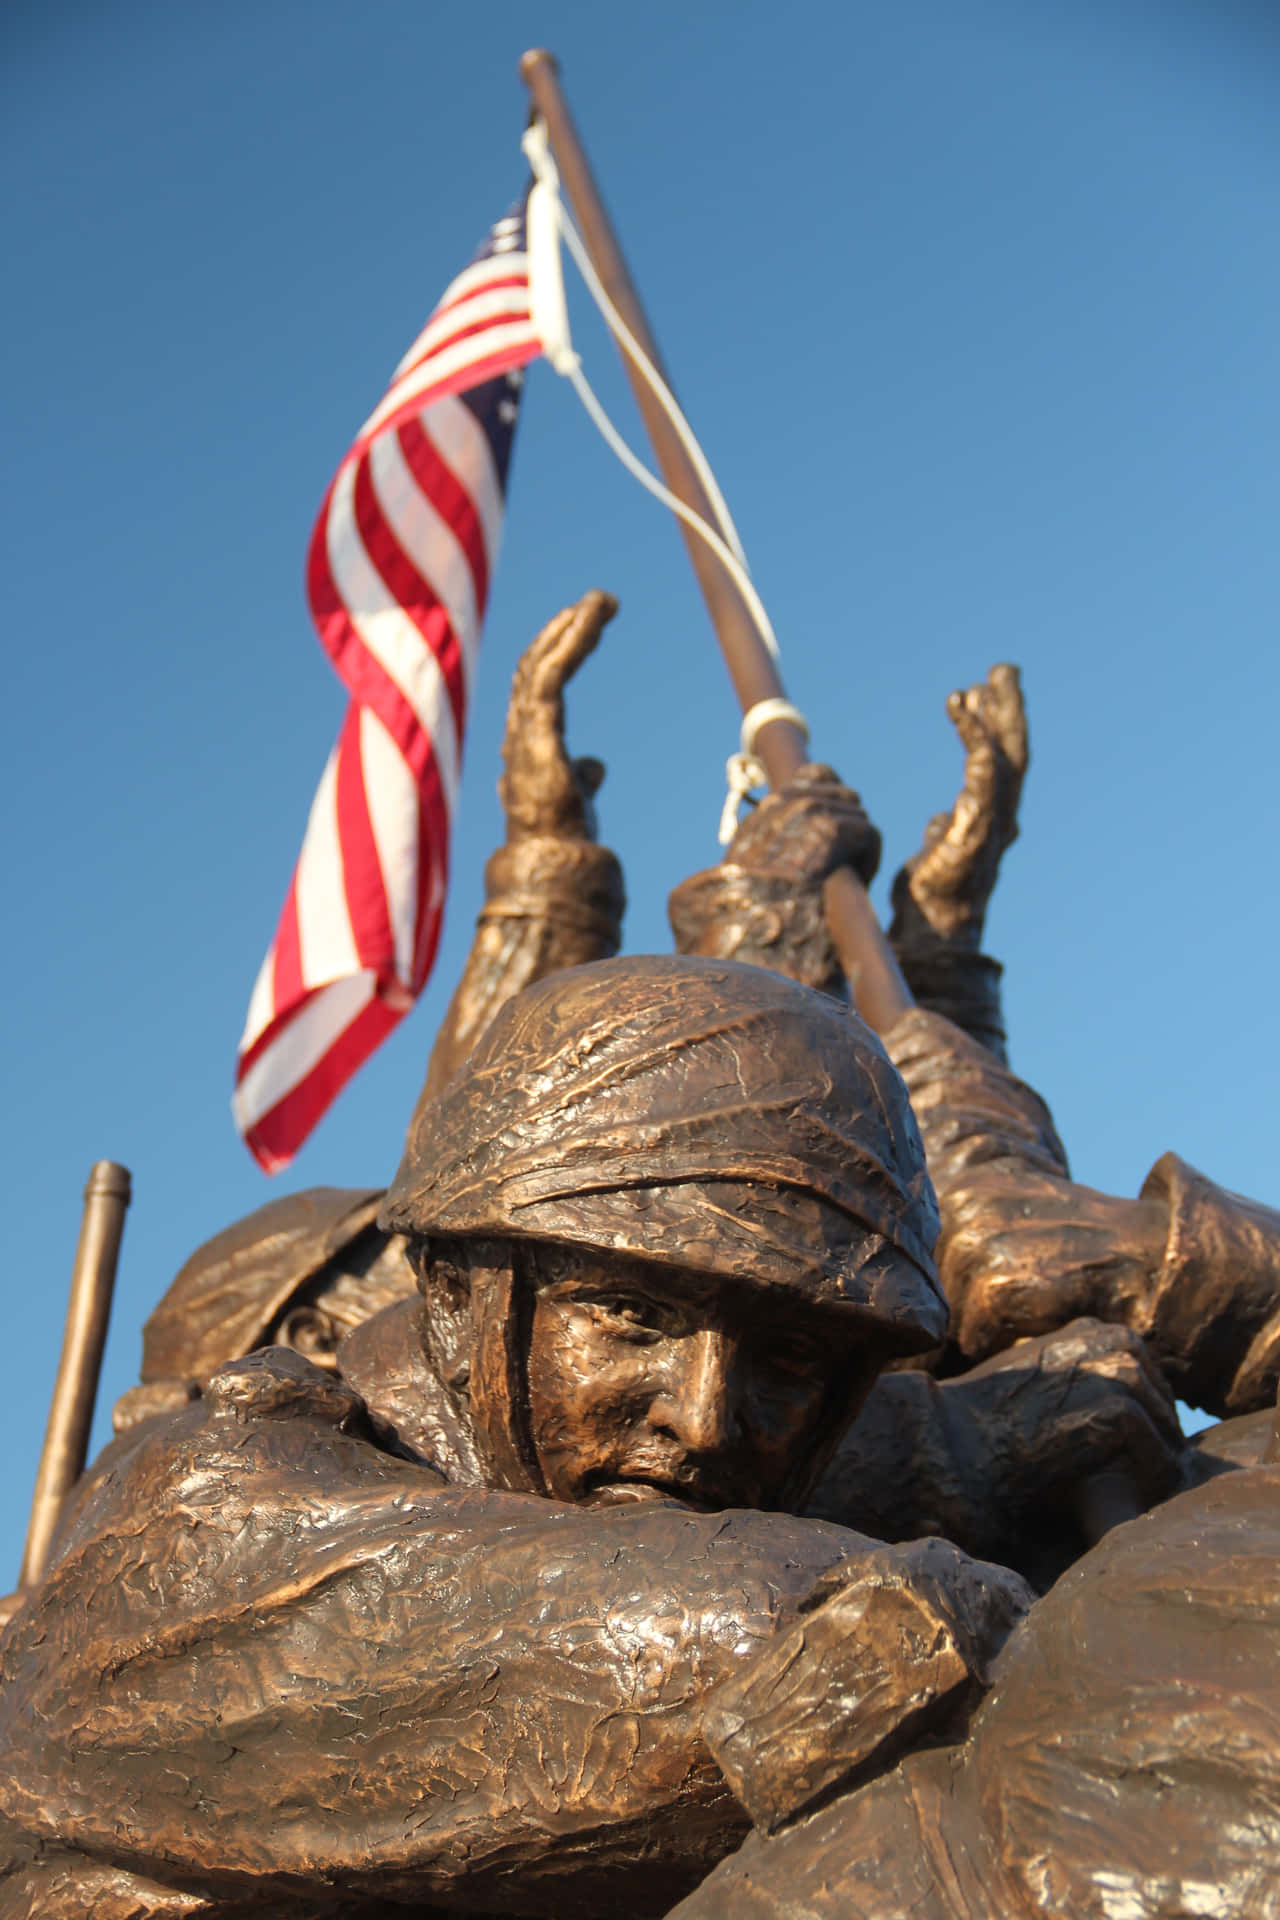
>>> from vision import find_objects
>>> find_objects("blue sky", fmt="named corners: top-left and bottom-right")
top-left (4, 0), bottom-right (1279, 1571)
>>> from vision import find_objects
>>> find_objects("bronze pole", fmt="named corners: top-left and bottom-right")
top-left (20, 1161), bottom-right (130, 1588)
top-left (518, 49), bottom-right (911, 1032)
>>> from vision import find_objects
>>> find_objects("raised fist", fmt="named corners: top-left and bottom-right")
top-left (721, 763), bottom-right (881, 887)
top-left (668, 765), bottom-right (881, 996)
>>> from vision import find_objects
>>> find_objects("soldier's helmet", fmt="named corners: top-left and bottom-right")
top-left (384, 956), bottom-right (947, 1497)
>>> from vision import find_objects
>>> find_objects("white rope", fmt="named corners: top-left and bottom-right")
top-left (741, 697), bottom-right (810, 760)
top-left (521, 121), bottom-right (779, 663)
top-left (717, 754), bottom-right (761, 846)
top-left (524, 122), bottom-right (749, 567)
top-left (717, 699), bottom-right (811, 845)
top-left (561, 359), bottom-right (786, 670)
top-left (554, 211), bottom-right (749, 569)
top-left (521, 121), bottom-right (815, 844)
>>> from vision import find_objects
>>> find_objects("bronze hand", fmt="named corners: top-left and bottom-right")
top-left (499, 589), bottom-right (617, 842)
top-left (891, 663), bottom-right (1028, 950)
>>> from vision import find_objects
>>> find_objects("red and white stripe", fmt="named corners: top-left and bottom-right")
top-left (235, 205), bottom-right (542, 1170)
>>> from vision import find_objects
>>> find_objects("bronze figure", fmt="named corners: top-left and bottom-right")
top-left (0, 955), bottom-right (1035, 1917)
top-left (107, 594), bottom-right (1274, 1586)
top-left (7, 590), bottom-right (1280, 1916)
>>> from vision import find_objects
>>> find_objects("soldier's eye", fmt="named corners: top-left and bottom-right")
top-left (762, 1337), bottom-right (825, 1379)
top-left (593, 1294), bottom-right (665, 1335)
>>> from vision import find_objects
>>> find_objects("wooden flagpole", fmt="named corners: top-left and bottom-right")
top-left (519, 49), bottom-right (912, 1032)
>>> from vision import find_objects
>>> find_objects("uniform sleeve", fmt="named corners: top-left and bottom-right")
top-left (420, 834), bottom-right (625, 1102)
top-left (0, 1350), bottom-right (858, 1916)
top-left (1140, 1151), bottom-right (1280, 1414)
top-left (883, 1010), bottom-right (1280, 1417)
top-left (671, 1460), bottom-right (1280, 1920)
top-left (882, 1006), bottom-right (1070, 1191)
top-left (882, 1007), bottom-right (1091, 1362)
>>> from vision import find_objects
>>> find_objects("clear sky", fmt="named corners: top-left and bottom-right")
top-left (4, 0), bottom-right (1279, 1574)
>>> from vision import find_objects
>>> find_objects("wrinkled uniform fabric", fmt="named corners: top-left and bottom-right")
top-left (671, 1457), bottom-right (1280, 1919)
top-left (0, 1319), bottom-right (1003, 1919)
top-left (887, 1008), bottom-right (1280, 1413)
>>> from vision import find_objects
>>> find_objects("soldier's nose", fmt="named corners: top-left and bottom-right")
top-left (646, 1330), bottom-right (739, 1454)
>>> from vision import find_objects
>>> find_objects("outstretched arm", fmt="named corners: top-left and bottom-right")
top-left (420, 591), bottom-right (626, 1102)
top-left (0, 1351), bottom-right (1024, 1914)
top-left (885, 965), bottom-right (1280, 1417)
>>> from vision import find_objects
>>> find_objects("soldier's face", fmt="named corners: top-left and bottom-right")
top-left (524, 1243), bottom-right (876, 1511)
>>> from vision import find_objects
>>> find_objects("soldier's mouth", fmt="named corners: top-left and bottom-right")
top-left (582, 1473), bottom-right (726, 1512)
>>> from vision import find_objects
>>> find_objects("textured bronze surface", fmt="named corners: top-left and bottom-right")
top-left (672, 1441), bottom-right (1280, 1919)
top-left (889, 662), bottom-right (1028, 951)
top-left (669, 763), bottom-right (882, 998)
top-left (888, 1008), bottom-right (1280, 1415)
top-left (670, 665), bottom-right (1025, 1058)
top-left (0, 958), bottom-right (1036, 1918)
top-left (386, 956), bottom-right (945, 1340)
top-left (139, 1185), bottom-right (386, 1386)
top-left (701, 1535), bottom-right (1028, 1835)
top-left (7, 599), bottom-right (1280, 1913)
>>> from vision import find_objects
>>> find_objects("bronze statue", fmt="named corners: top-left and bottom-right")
top-left (116, 597), bottom-right (1198, 1588)
top-left (0, 953), bottom-right (1038, 1917)
top-left (121, 597), bottom-right (1279, 1491)
top-left (106, 594), bottom-right (1272, 1575)
top-left (6, 590), bottom-right (1280, 1915)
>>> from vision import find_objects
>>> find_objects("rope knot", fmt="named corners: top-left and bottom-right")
top-left (717, 699), bottom-right (810, 845)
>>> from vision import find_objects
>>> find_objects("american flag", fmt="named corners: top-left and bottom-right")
top-left (234, 197), bottom-right (542, 1171)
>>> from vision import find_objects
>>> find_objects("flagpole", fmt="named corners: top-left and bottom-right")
top-left (519, 49), bottom-right (912, 1032)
